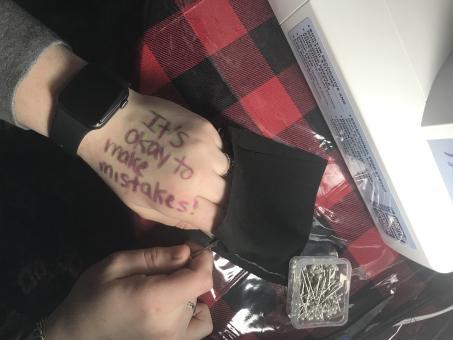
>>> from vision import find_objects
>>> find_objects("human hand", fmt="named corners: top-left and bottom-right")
top-left (14, 45), bottom-right (228, 232)
top-left (45, 245), bottom-right (214, 340)
top-left (78, 90), bottom-right (229, 232)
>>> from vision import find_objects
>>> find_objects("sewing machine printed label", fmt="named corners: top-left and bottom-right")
top-left (288, 18), bottom-right (416, 249)
top-left (428, 139), bottom-right (453, 202)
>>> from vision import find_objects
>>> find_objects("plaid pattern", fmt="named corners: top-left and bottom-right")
top-left (135, 1), bottom-right (453, 338)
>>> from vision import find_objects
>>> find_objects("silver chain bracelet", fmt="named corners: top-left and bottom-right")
top-left (30, 318), bottom-right (45, 340)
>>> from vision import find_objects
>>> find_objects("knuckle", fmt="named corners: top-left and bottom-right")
top-left (144, 247), bottom-right (161, 269)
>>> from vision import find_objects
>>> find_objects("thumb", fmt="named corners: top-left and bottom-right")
top-left (101, 245), bottom-right (191, 280)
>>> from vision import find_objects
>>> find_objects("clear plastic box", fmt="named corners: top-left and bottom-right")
top-left (287, 256), bottom-right (352, 329)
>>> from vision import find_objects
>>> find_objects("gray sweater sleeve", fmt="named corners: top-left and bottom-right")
top-left (0, 0), bottom-right (66, 127)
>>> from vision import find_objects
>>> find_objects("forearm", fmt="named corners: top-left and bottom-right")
top-left (15, 45), bottom-right (86, 136)
top-left (0, 0), bottom-right (83, 132)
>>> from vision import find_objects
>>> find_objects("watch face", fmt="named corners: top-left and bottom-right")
top-left (59, 64), bottom-right (129, 128)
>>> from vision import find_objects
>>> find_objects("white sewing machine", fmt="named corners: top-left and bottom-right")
top-left (268, 0), bottom-right (453, 273)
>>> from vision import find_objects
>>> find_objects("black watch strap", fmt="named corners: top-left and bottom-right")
top-left (50, 104), bottom-right (91, 155)
top-left (49, 64), bottom-right (129, 156)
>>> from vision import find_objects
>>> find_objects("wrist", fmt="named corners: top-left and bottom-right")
top-left (15, 44), bottom-right (86, 136)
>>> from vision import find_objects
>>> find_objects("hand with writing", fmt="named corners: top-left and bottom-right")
top-left (15, 45), bottom-right (228, 232)
top-left (78, 90), bottom-right (229, 231)
top-left (45, 245), bottom-right (214, 340)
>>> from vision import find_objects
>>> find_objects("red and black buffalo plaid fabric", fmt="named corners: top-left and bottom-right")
top-left (133, 0), bottom-right (453, 339)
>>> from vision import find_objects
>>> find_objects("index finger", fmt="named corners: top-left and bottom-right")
top-left (160, 250), bottom-right (213, 305)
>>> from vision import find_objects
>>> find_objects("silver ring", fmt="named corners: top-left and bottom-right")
top-left (186, 301), bottom-right (196, 312)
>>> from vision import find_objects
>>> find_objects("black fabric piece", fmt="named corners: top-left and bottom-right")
top-left (213, 127), bottom-right (327, 285)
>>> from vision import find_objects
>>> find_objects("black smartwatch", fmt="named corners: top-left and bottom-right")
top-left (49, 64), bottom-right (129, 155)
